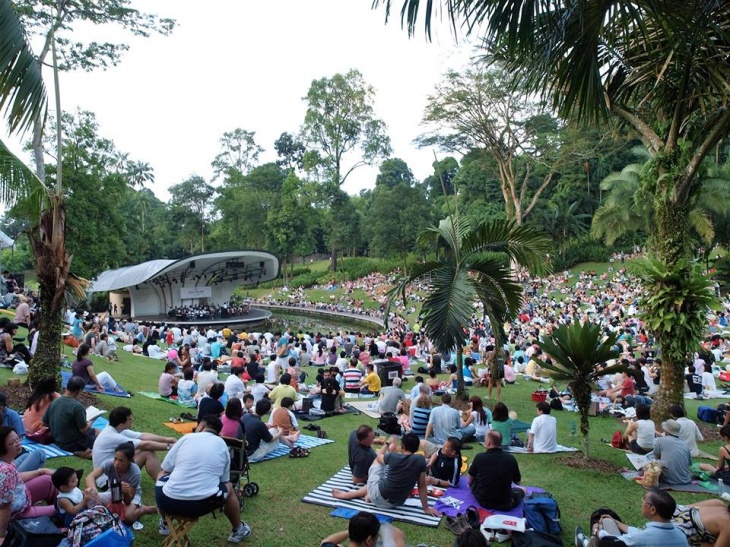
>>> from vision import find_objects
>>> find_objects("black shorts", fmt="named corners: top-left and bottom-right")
top-left (155, 476), bottom-right (229, 518)
top-left (56, 429), bottom-right (96, 453)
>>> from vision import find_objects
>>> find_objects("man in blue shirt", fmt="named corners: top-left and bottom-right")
top-left (576, 489), bottom-right (688, 547)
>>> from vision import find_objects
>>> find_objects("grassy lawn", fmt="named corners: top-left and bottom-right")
top-left (0, 344), bottom-right (724, 546)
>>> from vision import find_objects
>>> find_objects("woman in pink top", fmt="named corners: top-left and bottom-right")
top-left (221, 398), bottom-right (245, 439)
top-left (22, 377), bottom-right (60, 434)
top-left (358, 346), bottom-right (371, 366)
top-left (398, 348), bottom-right (410, 374)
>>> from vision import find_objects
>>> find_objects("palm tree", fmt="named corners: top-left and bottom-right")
top-left (387, 216), bottom-right (550, 397)
top-left (591, 148), bottom-right (730, 247)
top-left (533, 320), bottom-right (621, 459)
top-left (0, 0), bottom-right (80, 385)
top-left (372, 0), bottom-right (730, 416)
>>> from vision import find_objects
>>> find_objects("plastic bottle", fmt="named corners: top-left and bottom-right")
top-left (376, 523), bottom-right (398, 547)
top-left (719, 478), bottom-right (725, 496)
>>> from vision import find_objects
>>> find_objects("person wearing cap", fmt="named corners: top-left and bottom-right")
top-left (576, 488), bottom-right (687, 547)
top-left (653, 419), bottom-right (692, 485)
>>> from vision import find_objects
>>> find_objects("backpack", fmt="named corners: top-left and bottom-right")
top-left (698, 406), bottom-right (718, 424)
top-left (611, 430), bottom-right (626, 449)
top-left (67, 505), bottom-right (128, 547)
top-left (511, 530), bottom-right (564, 547)
top-left (378, 412), bottom-right (401, 435)
top-left (717, 404), bottom-right (728, 425)
top-left (523, 492), bottom-right (562, 535)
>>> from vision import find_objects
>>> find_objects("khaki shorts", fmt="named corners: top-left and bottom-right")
top-left (366, 463), bottom-right (397, 509)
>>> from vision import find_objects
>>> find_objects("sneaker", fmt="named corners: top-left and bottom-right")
top-left (575, 526), bottom-right (587, 547)
top-left (158, 518), bottom-right (170, 536)
top-left (228, 523), bottom-right (252, 543)
top-left (132, 521), bottom-right (144, 531)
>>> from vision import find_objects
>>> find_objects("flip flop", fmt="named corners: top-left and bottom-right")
top-left (180, 412), bottom-right (196, 421)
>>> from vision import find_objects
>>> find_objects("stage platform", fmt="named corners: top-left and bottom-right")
top-left (126, 307), bottom-right (272, 329)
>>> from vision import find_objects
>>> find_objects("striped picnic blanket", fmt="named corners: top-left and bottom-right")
top-left (302, 466), bottom-right (442, 527)
top-left (21, 416), bottom-right (109, 459)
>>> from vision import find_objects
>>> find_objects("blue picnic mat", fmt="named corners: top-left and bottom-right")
top-left (61, 370), bottom-right (131, 398)
top-left (255, 434), bottom-right (334, 463)
top-left (21, 416), bottom-right (108, 459)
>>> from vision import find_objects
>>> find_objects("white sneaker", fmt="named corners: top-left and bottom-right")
top-left (228, 523), bottom-right (252, 543)
top-left (158, 518), bottom-right (170, 536)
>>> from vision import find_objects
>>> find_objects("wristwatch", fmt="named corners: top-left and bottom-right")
top-left (165, 444), bottom-right (171, 450)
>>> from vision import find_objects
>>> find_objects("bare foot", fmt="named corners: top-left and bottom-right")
top-left (73, 449), bottom-right (92, 460)
top-left (141, 505), bottom-right (158, 515)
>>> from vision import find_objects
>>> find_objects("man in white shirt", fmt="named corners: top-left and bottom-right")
top-left (527, 402), bottom-right (558, 453)
top-left (224, 367), bottom-right (247, 401)
top-left (155, 415), bottom-right (251, 542)
top-left (670, 404), bottom-right (704, 457)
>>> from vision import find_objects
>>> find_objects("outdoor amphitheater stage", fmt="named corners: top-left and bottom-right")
top-left (129, 307), bottom-right (272, 329)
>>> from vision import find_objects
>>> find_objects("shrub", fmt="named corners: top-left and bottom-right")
top-left (552, 239), bottom-right (610, 271)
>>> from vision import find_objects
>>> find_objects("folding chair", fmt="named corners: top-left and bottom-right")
top-left (162, 514), bottom-right (198, 547)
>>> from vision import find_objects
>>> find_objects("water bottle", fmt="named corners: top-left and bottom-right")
top-left (568, 420), bottom-right (577, 437)
top-left (719, 478), bottom-right (725, 496)
top-left (109, 465), bottom-right (123, 503)
top-left (376, 523), bottom-right (398, 546)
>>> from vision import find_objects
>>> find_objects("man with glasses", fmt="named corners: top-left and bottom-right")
top-left (575, 489), bottom-right (688, 546)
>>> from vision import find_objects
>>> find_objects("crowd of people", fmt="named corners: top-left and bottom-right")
top-left (0, 260), bottom-right (728, 544)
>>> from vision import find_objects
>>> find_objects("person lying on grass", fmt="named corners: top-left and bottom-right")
top-left (321, 510), bottom-right (406, 547)
top-left (332, 432), bottom-right (440, 517)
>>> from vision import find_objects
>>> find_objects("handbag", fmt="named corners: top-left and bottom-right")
top-left (26, 427), bottom-right (53, 445)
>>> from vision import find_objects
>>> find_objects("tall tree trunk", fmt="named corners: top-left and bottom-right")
top-left (27, 204), bottom-right (69, 386)
top-left (572, 381), bottom-right (592, 459)
top-left (330, 245), bottom-right (337, 272)
top-left (651, 197), bottom-right (691, 422)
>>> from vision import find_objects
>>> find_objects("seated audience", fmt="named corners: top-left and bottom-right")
top-left (670, 404), bottom-right (703, 457)
top-left (490, 402), bottom-right (512, 447)
top-left (624, 404), bottom-right (656, 455)
top-left (527, 402), bottom-right (557, 453)
top-left (42, 376), bottom-right (98, 458)
top-left (52, 467), bottom-right (93, 526)
top-left (332, 433), bottom-right (440, 517)
top-left (221, 398), bottom-right (246, 440)
top-left (425, 393), bottom-right (476, 444)
top-left (72, 343), bottom-right (122, 393)
top-left (378, 378), bottom-right (406, 415)
top-left (268, 373), bottom-right (297, 410)
top-left (348, 425), bottom-right (377, 484)
top-left (197, 383), bottom-right (225, 423)
top-left (468, 430), bottom-right (523, 510)
top-left (155, 415), bottom-right (252, 543)
top-left (158, 362), bottom-right (178, 398)
top-left (243, 399), bottom-right (284, 463)
top-left (85, 442), bottom-right (157, 524)
top-left (268, 397), bottom-right (300, 447)
top-left (426, 436), bottom-right (462, 488)
top-left (320, 511), bottom-right (406, 547)
top-left (654, 419), bottom-right (692, 485)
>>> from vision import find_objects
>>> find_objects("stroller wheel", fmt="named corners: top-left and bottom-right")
top-left (243, 484), bottom-right (256, 497)
top-left (250, 482), bottom-right (259, 495)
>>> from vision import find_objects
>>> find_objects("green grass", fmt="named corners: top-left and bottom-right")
top-left (1, 346), bottom-right (724, 546)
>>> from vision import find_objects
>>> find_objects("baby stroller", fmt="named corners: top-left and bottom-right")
top-left (222, 436), bottom-right (259, 509)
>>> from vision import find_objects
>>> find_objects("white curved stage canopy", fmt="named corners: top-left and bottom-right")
top-left (88, 251), bottom-right (279, 317)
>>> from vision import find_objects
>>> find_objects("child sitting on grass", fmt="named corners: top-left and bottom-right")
top-left (52, 467), bottom-right (93, 526)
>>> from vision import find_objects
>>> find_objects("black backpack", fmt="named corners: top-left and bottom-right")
top-left (378, 412), bottom-right (401, 435)
top-left (512, 531), bottom-right (563, 547)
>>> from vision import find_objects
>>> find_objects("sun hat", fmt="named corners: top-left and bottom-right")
top-left (661, 419), bottom-right (682, 437)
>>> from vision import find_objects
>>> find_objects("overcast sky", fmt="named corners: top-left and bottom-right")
top-left (5, 0), bottom-right (478, 201)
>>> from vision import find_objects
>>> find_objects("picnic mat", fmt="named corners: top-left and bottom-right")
top-left (137, 391), bottom-right (197, 408)
top-left (163, 421), bottom-right (197, 435)
top-left (21, 416), bottom-right (109, 459)
top-left (302, 465), bottom-right (442, 527)
top-left (61, 370), bottom-right (131, 398)
top-left (433, 476), bottom-right (544, 518)
top-left (256, 434), bottom-right (334, 463)
top-left (505, 444), bottom-right (578, 454)
top-left (619, 470), bottom-right (721, 493)
top-left (345, 401), bottom-right (381, 419)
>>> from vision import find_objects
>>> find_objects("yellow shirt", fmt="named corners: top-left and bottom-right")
top-left (365, 371), bottom-right (381, 393)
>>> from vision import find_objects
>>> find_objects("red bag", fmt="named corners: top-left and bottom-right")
top-left (26, 427), bottom-right (53, 445)
top-left (531, 390), bottom-right (548, 402)
top-left (611, 430), bottom-right (626, 449)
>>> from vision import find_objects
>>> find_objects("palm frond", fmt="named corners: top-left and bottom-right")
top-left (688, 208), bottom-right (714, 244)
top-left (0, 0), bottom-right (47, 134)
top-left (419, 266), bottom-right (474, 352)
top-left (0, 137), bottom-right (46, 206)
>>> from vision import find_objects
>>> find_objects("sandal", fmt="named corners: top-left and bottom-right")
top-left (317, 429), bottom-right (328, 439)
top-left (445, 514), bottom-right (471, 535)
top-left (304, 424), bottom-right (320, 432)
top-left (180, 412), bottom-right (196, 421)
top-left (289, 447), bottom-right (310, 458)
